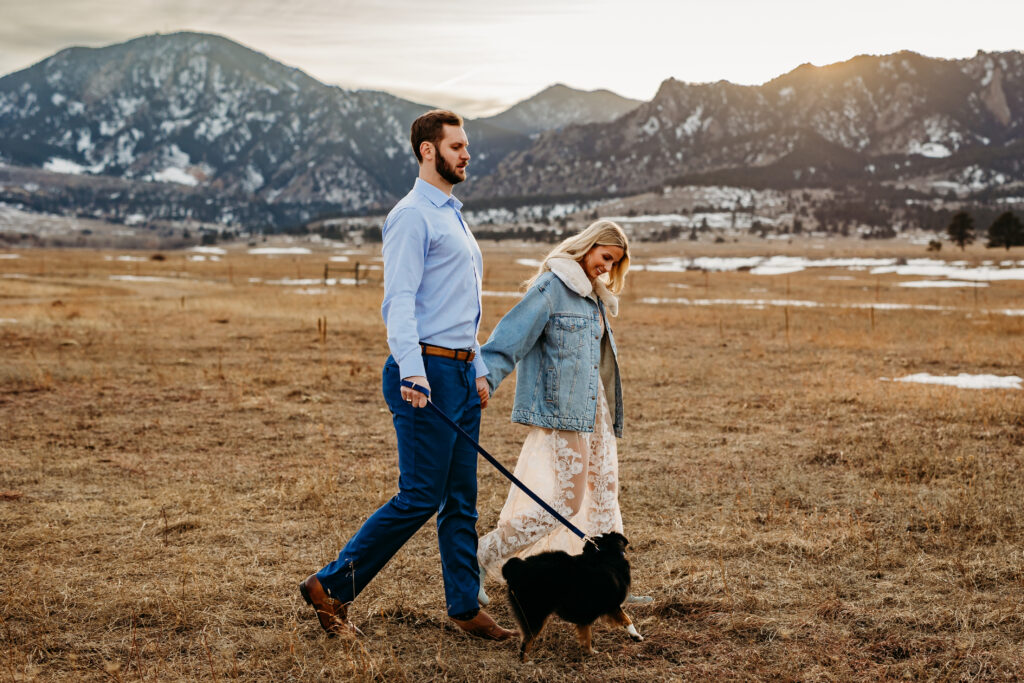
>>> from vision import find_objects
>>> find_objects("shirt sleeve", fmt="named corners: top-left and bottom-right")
top-left (472, 339), bottom-right (488, 378)
top-left (381, 207), bottom-right (428, 379)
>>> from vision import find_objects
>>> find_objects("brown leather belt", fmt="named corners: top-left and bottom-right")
top-left (420, 343), bottom-right (475, 362)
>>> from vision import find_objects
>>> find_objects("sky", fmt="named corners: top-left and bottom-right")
top-left (2, 0), bottom-right (1022, 117)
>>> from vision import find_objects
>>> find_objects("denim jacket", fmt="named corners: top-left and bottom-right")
top-left (480, 258), bottom-right (624, 437)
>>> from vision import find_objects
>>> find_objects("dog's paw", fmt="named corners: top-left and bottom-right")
top-left (626, 623), bottom-right (644, 641)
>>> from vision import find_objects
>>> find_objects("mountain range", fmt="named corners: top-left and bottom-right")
top-left (1, 32), bottom-right (1021, 230)
top-left (467, 50), bottom-right (1024, 201)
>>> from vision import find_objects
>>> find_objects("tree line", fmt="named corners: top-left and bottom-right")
top-left (946, 210), bottom-right (1024, 251)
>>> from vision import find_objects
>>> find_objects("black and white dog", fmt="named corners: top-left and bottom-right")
top-left (502, 532), bottom-right (644, 660)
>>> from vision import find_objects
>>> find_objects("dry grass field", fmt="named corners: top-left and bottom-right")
top-left (2, 240), bottom-right (1023, 681)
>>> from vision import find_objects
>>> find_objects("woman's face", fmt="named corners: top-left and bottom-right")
top-left (581, 244), bottom-right (625, 281)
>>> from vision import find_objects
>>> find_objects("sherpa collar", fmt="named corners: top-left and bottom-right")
top-left (546, 257), bottom-right (619, 317)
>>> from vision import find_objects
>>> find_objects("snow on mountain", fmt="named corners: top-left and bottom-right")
top-left (3, 35), bottom-right (1023, 229)
top-left (467, 51), bottom-right (1024, 201)
top-left (0, 32), bottom-right (428, 218)
top-left (0, 33), bottom-right (641, 226)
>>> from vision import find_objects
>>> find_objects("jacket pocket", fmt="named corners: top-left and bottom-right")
top-left (551, 314), bottom-right (588, 352)
top-left (544, 365), bottom-right (558, 404)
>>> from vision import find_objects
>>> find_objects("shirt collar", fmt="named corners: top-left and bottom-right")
top-left (414, 177), bottom-right (462, 211)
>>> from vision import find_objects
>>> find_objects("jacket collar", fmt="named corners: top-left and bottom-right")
top-left (546, 257), bottom-right (619, 317)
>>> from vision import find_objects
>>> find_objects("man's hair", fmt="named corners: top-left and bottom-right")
top-left (410, 109), bottom-right (463, 163)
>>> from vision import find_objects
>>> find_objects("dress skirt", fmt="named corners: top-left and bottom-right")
top-left (477, 379), bottom-right (623, 581)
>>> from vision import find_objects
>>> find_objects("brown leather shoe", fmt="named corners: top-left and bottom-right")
top-left (450, 609), bottom-right (518, 641)
top-left (299, 574), bottom-right (362, 637)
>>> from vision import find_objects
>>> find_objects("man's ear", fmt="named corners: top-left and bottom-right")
top-left (419, 141), bottom-right (434, 162)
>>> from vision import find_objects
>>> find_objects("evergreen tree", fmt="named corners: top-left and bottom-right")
top-left (987, 211), bottom-right (1024, 250)
top-left (946, 211), bottom-right (974, 251)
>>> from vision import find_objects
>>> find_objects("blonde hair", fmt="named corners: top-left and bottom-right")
top-left (525, 220), bottom-right (630, 294)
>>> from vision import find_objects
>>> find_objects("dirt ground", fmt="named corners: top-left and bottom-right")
top-left (2, 241), bottom-right (1023, 681)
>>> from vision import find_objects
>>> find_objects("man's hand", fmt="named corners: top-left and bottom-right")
top-left (401, 376), bottom-right (430, 408)
top-left (476, 377), bottom-right (490, 409)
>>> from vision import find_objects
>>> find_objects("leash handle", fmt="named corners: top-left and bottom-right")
top-left (403, 380), bottom-right (431, 398)
top-left (400, 379), bottom-right (589, 543)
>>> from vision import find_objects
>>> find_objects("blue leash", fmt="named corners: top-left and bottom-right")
top-left (400, 379), bottom-right (591, 544)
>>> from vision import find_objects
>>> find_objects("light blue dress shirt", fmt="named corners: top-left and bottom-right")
top-left (381, 178), bottom-right (487, 380)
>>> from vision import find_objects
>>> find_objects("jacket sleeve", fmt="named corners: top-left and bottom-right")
top-left (480, 281), bottom-right (552, 395)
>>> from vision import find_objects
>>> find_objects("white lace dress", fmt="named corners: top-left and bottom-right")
top-left (477, 375), bottom-right (623, 581)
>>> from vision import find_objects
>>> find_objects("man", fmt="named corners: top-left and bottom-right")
top-left (300, 110), bottom-right (515, 641)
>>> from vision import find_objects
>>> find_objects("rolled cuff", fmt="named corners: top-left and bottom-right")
top-left (396, 350), bottom-right (426, 380)
top-left (472, 346), bottom-right (488, 378)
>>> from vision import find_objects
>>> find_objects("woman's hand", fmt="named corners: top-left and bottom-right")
top-left (476, 376), bottom-right (490, 409)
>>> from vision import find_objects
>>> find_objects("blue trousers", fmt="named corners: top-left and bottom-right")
top-left (317, 354), bottom-right (482, 617)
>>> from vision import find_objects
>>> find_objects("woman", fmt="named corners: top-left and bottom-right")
top-left (476, 220), bottom-right (650, 605)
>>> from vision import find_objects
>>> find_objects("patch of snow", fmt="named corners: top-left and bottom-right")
top-left (44, 158), bottom-right (87, 175)
top-left (191, 246), bottom-right (227, 255)
top-left (749, 264), bottom-right (805, 275)
top-left (248, 247), bottom-right (313, 255)
top-left (897, 280), bottom-right (987, 288)
top-left (641, 116), bottom-right (660, 135)
top-left (909, 141), bottom-right (952, 158)
top-left (148, 167), bottom-right (198, 186)
top-left (76, 128), bottom-right (92, 153)
top-left (883, 373), bottom-right (1021, 390)
top-left (109, 275), bottom-right (177, 282)
top-left (264, 278), bottom-right (358, 286)
top-left (0, 254), bottom-right (21, 259)
top-left (242, 165), bottom-right (264, 193)
top-left (639, 296), bottom-right (1022, 318)
top-left (981, 59), bottom-right (995, 87)
top-left (872, 263), bottom-right (1024, 281)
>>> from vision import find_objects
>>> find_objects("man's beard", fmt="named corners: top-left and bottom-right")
top-left (435, 153), bottom-right (465, 186)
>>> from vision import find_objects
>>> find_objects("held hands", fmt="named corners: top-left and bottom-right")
top-left (476, 377), bottom-right (490, 409)
top-left (400, 376), bottom-right (489, 409)
top-left (401, 376), bottom-right (430, 408)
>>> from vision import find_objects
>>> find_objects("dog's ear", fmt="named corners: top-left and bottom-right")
top-left (611, 532), bottom-right (628, 547)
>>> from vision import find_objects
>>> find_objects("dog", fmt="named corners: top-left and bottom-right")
top-left (501, 532), bottom-right (644, 660)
